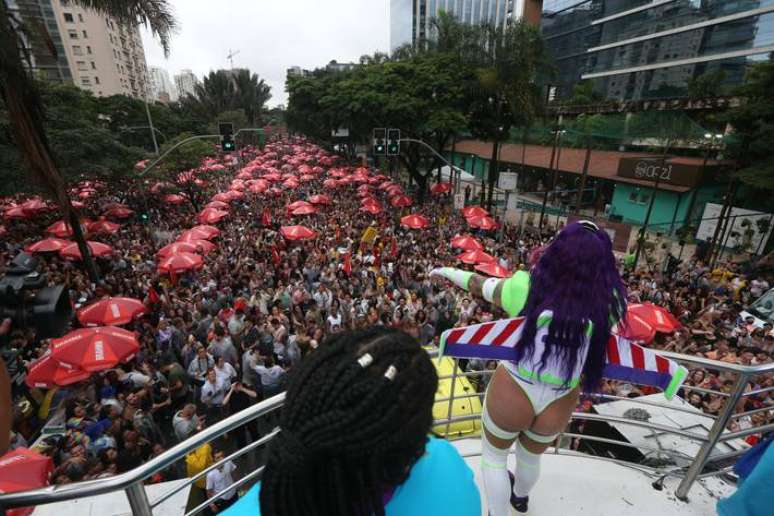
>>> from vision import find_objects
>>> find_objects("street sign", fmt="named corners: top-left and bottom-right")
top-left (498, 172), bottom-right (518, 191)
top-left (331, 128), bottom-right (350, 138)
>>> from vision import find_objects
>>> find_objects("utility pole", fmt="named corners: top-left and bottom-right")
top-left (539, 127), bottom-right (564, 230)
top-left (633, 145), bottom-right (671, 269)
top-left (143, 82), bottom-right (159, 156)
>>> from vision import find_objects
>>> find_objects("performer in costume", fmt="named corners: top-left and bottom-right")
top-left (431, 221), bottom-right (629, 515)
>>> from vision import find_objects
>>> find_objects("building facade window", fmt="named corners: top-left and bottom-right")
top-left (78, 13), bottom-right (83, 22)
top-left (94, 76), bottom-right (100, 84)
top-left (63, 13), bottom-right (73, 22)
top-left (82, 30), bottom-right (88, 38)
top-left (81, 76), bottom-right (91, 85)
top-left (76, 60), bottom-right (87, 71)
top-left (72, 45), bottom-right (82, 55)
top-left (90, 61), bottom-right (96, 69)
top-left (67, 29), bottom-right (78, 39)
top-left (86, 45), bottom-right (92, 54)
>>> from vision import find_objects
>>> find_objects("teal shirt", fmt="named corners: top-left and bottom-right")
top-left (222, 436), bottom-right (480, 516)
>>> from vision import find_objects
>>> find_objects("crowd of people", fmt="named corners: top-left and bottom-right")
top-left (0, 137), bottom-right (771, 505)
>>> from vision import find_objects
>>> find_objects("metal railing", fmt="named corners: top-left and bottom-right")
top-left (0, 353), bottom-right (771, 514)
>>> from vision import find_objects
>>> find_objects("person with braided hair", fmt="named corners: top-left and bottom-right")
top-left (222, 326), bottom-right (480, 516)
top-left (431, 221), bottom-right (628, 515)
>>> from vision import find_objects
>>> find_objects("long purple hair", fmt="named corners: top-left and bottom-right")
top-left (515, 222), bottom-right (627, 392)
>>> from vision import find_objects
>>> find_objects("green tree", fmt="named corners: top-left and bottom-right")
top-left (725, 58), bottom-right (774, 190)
top-left (687, 69), bottom-right (728, 100)
top-left (0, 0), bottom-right (175, 284)
top-left (466, 20), bottom-right (551, 209)
top-left (183, 69), bottom-right (271, 127)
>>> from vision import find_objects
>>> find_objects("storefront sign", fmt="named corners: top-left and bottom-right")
top-left (567, 215), bottom-right (633, 253)
top-left (617, 158), bottom-right (705, 188)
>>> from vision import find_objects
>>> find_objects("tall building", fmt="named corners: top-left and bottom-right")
top-left (148, 66), bottom-right (176, 103)
top-left (541, 0), bottom-right (774, 101)
top-left (174, 69), bottom-right (198, 99)
top-left (50, 0), bottom-right (148, 98)
top-left (390, 0), bottom-right (542, 50)
top-left (6, 0), bottom-right (73, 82)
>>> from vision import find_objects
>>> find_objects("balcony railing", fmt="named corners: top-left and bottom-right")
top-left (0, 351), bottom-right (771, 515)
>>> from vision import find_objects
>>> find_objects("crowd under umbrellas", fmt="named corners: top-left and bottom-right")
top-left (0, 136), bottom-right (702, 494)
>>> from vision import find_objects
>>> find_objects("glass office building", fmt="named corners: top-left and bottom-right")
top-left (390, 0), bottom-right (519, 50)
top-left (542, 0), bottom-right (774, 101)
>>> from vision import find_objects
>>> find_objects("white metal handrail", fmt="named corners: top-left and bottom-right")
top-left (0, 353), bottom-right (770, 513)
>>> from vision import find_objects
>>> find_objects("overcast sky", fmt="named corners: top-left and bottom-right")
top-left (140, 0), bottom-right (390, 107)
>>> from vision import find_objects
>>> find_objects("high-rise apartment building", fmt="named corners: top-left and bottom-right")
top-left (148, 66), bottom-right (176, 103)
top-left (174, 69), bottom-right (198, 99)
top-left (541, 0), bottom-right (774, 101)
top-left (49, 0), bottom-right (148, 98)
top-left (390, 0), bottom-right (542, 50)
top-left (7, 0), bottom-right (73, 82)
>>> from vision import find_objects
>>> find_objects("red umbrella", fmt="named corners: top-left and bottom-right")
top-left (187, 238), bottom-right (216, 255)
top-left (157, 252), bottom-right (204, 274)
top-left (25, 238), bottom-right (73, 254)
top-left (211, 192), bottom-right (233, 203)
top-left (462, 206), bottom-right (489, 218)
top-left (59, 241), bottom-right (113, 260)
top-left (197, 208), bottom-right (228, 224)
top-left (229, 189), bottom-right (245, 200)
top-left (450, 234), bottom-right (483, 251)
top-left (300, 174), bottom-right (315, 182)
top-left (51, 326), bottom-right (140, 371)
top-left (323, 179), bottom-right (339, 189)
top-left (20, 198), bottom-right (49, 215)
top-left (628, 303), bottom-right (681, 333)
top-left (3, 206), bottom-right (28, 220)
top-left (431, 182), bottom-right (453, 195)
top-left (292, 205), bottom-right (318, 216)
top-left (467, 215), bottom-right (498, 230)
top-left (475, 262), bottom-right (512, 278)
top-left (71, 200), bottom-right (86, 209)
top-left (77, 297), bottom-right (147, 326)
top-left (157, 242), bottom-right (198, 258)
top-left (400, 214), bottom-right (430, 229)
top-left (287, 200), bottom-right (312, 211)
top-left (87, 219), bottom-right (121, 235)
top-left (205, 200), bottom-right (229, 210)
top-left (185, 225), bottom-right (220, 240)
top-left (391, 195), bottom-right (413, 208)
top-left (45, 219), bottom-right (90, 238)
top-left (25, 354), bottom-right (91, 389)
top-left (104, 207), bottom-right (134, 219)
top-left (163, 193), bottom-right (186, 205)
top-left (263, 172), bottom-right (282, 182)
top-left (308, 194), bottom-right (332, 205)
top-left (457, 249), bottom-right (496, 264)
top-left (102, 202), bottom-right (129, 211)
top-left (0, 447), bottom-right (54, 510)
top-left (617, 312), bottom-right (658, 343)
top-left (280, 225), bottom-right (317, 241)
top-left (361, 204), bottom-right (383, 215)
top-left (249, 182), bottom-right (267, 194)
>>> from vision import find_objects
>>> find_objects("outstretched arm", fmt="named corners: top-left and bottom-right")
top-left (430, 268), bottom-right (530, 317)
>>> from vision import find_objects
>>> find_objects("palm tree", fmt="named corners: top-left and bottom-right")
top-left (466, 21), bottom-right (551, 209)
top-left (0, 0), bottom-right (175, 283)
top-left (183, 69), bottom-right (271, 127)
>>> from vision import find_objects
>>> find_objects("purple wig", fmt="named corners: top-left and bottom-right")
top-left (515, 222), bottom-right (627, 392)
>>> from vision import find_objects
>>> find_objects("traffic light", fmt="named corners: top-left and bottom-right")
top-left (387, 128), bottom-right (400, 155)
top-left (373, 128), bottom-right (386, 155)
top-left (219, 122), bottom-right (236, 152)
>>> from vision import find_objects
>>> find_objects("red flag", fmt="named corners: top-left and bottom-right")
top-left (147, 286), bottom-right (160, 304)
top-left (390, 236), bottom-right (398, 259)
top-left (261, 208), bottom-right (272, 227)
top-left (335, 226), bottom-right (341, 242)
top-left (271, 245), bottom-right (281, 267)
top-left (343, 252), bottom-right (352, 276)
top-left (373, 245), bottom-right (382, 268)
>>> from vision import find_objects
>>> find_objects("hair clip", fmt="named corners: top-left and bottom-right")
top-left (357, 353), bottom-right (374, 368)
top-left (578, 220), bottom-right (599, 232)
top-left (384, 365), bottom-right (398, 381)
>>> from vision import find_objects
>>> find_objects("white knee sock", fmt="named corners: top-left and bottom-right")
top-left (514, 440), bottom-right (541, 498)
top-left (481, 432), bottom-right (512, 516)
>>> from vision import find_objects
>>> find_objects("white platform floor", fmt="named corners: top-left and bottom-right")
top-left (31, 478), bottom-right (190, 516)
top-left (453, 438), bottom-right (736, 516)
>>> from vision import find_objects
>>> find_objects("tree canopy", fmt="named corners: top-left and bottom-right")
top-left (181, 69), bottom-right (271, 127)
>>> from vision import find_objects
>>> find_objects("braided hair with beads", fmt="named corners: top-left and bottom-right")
top-left (259, 326), bottom-right (438, 516)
